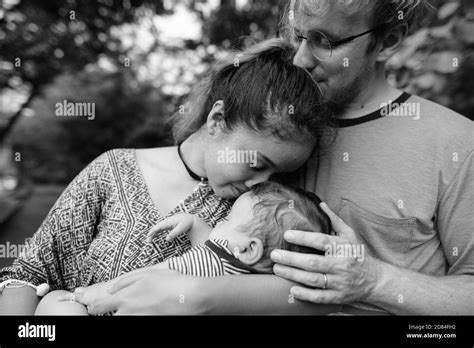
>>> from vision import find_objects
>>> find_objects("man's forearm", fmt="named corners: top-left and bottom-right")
top-left (196, 274), bottom-right (342, 315)
top-left (368, 261), bottom-right (474, 315)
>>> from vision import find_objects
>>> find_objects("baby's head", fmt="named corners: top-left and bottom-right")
top-left (209, 181), bottom-right (332, 273)
top-left (173, 38), bottom-right (332, 199)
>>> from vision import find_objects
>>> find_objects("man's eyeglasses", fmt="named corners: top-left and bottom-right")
top-left (294, 26), bottom-right (383, 61)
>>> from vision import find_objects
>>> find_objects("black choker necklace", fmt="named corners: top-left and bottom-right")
top-left (177, 143), bottom-right (207, 182)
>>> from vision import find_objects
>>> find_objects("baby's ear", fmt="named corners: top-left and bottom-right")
top-left (239, 237), bottom-right (264, 266)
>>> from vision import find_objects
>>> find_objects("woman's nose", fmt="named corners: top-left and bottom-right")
top-left (293, 40), bottom-right (317, 70)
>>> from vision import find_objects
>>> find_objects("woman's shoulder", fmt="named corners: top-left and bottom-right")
top-left (54, 149), bottom-right (139, 208)
top-left (134, 146), bottom-right (177, 172)
top-left (77, 148), bottom-right (139, 184)
top-left (84, 148), bottom-right (133, 171)
top-left (86, 147), bottom-right (176, 176)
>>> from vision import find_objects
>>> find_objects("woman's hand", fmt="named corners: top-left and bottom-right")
top-left (270, 202), bottom-right (383, 305)
top-left (57, 281), bottom-right (113, 309)
top-left (60, 268), bottom-right (204, 315)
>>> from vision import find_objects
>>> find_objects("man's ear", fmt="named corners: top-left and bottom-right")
top-left (376, 22), bottom-right (408, 62)
top-left (206, 100), bottom-right (226, 135)
top-left (238, 237), bottom-right (264, 266)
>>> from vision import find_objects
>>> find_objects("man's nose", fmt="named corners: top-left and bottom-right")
top-left (244, 171), bottom-right (273, 187)
top-left (293, 40), bottom-right (317, 70)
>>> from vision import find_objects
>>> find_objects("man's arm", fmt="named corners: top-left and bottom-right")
top-left (271, 203), bottom-right (474, 315)
top-left (365, 150), bottom-right (473, 314)
top-left (0, 151), bottom-right (114, 315)
top-left (371, 150), bottom-right (474, 314)
top-left (367, 261), bottom-right (474, 315)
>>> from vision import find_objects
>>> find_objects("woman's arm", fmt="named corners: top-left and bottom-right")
top-left (0, 287), bottom-right (39, 315)
top-left (196, 274), bottom-right (342, 315)
top-left (75, 268), bottom-right (341, 315)
top-left (0, 151), bottom-right (112, 314)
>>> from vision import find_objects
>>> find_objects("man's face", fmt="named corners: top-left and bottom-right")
top-left (292, 1), bottom-right (379, 108)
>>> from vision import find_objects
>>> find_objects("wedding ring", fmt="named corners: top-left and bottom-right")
top-left (322, 273), bottom-right (328, 289)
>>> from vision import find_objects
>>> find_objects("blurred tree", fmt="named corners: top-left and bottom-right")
top-left (202, 0), bottom-right (280, 48)
top-left (387, 0), bottom-right (474, 120)
top-left (1, 0), bottom-right (472, 186)
top-left (10, 65), bottom-right (171, 183)
top-left (0, 0), bottom-right (167, 143)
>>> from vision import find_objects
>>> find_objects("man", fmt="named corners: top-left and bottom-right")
top-left (69, 0), bottom-right (473, 315)
top-left (270, 0), bottom-right (473, 315)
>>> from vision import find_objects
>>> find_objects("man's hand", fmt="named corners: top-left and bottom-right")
top-left (270, 202), bottom-right (382, 305)
top-left (147, 214), bottom-right (195, 243)
top-left (60, 268), bottom-right (204, 315)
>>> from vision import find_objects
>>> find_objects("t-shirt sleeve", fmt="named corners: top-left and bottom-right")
top-left (436, 151), bottom-right (474, 275)
top-left (0, 151), bottom-right (112, 289)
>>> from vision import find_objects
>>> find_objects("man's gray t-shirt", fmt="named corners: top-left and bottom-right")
top-left (291, 93), bottom-right (473, 313)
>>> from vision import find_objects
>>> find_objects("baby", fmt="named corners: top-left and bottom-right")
top-left (152, 181), bottom-right (332, 276)
top-left (35, 181), bottom-right (331, 314)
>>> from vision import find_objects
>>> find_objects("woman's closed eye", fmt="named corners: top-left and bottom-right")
top-left (294, 29), bottom-right (304, 42)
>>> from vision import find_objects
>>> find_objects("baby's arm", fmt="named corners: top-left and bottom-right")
top-left (147, 214), bottom-right (212, 246)
top-left (35, 290), bottom-right (89, 315)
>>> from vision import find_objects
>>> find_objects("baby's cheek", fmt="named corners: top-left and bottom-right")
top-left (210, 221), bottom-right (228, 236)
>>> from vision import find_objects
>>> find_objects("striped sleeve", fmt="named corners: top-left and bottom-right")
top-left (222, 260), bottom-right (252, 275)
top-left (167, 245), bottom-right (225, 277)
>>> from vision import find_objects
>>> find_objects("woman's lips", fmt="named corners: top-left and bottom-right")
top-left (231, 185), bottom-right (246, 196)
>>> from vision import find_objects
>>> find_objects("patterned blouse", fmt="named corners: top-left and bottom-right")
top-left (0, 149), bottom-right (234, 291)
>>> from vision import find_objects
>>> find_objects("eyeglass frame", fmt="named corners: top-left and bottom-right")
top-left (296, 24), bottom-right (385, 60)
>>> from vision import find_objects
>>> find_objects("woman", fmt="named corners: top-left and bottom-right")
top-left (0, 38), bottom-right (336, 314)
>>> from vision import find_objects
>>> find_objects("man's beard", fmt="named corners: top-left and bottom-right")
top-left (321, 68), bottom-right (371, 117)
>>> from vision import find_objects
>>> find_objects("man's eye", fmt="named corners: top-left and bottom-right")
top-left (291, 29), bottom-right (302, 40)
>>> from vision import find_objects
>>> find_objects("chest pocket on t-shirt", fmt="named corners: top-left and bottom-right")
top-left (337, 198), bottom-right (416, 268)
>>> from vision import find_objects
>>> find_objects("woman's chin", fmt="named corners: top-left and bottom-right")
top-left (212, 185), bottom-right (239, 199)
top-left (220, 190), bottom-right (239, 200)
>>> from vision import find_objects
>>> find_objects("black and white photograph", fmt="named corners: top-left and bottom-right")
top-left (0, 0), bottom-right (473, 346)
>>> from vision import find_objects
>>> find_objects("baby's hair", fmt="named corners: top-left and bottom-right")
top-left (237, 181), bottom-right (332, 273)
top-left (172, 38), bottom-right (332, 145)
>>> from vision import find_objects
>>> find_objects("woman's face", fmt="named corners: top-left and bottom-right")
top-left (204, 125), bottom-right (315, 199)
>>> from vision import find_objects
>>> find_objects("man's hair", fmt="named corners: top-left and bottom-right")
top-left (280, 0), bottom-right (434, 51)
top-left (238, 181), bottom-right (332, 273)
top-left (172, 38), bottom-right (332, 145)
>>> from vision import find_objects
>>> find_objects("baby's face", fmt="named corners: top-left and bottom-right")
top-left (208, 192), bottom-right (257, 249)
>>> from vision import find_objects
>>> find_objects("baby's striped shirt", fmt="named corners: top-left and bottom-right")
top-left (167, 239), bottom-right (264, 276)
